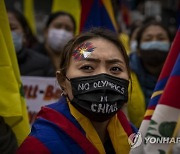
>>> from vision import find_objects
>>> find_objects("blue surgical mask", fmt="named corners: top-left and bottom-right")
top-left (140, 41), bottom-right (170, 52)
top-left (11, 31), bottom-right (23, 53)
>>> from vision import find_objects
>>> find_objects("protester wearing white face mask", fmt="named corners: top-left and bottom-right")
top-left (8, 9), bottom-right (54, 77)
top-left (33, 11), bottom-right (76, 75)
top-left (47, 29), bottom-right (73, 52)
top-left (127, 21), bottom-right (172, 128)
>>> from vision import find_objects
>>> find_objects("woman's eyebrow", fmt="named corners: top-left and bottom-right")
top-left (105, 59), bottom-right (124, 64)
top-left (79, 58), bottom-right (124, 64)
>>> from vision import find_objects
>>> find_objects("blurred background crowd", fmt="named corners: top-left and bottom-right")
top-left (5, 0), bottom-right (180, 41)
top-left (3, 0), bottom-right (180, 127)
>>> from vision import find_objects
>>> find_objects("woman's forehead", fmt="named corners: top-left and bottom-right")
top-left (71, 38), bottom-right (125, 62)
top-left (143, 25), bottom-right (167, 36)
top-left (8, 13), bottom-right (18, 24)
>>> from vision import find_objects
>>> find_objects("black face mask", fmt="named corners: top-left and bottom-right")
top-left (66, 73), bottom-right (129, 122)
top-left (140, 50), bottom-right (168, 77)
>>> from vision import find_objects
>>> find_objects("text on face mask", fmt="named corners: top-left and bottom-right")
top-left (91, 102), bottom-right (118, 113)
top-left (77, 80), bottom-right (125, 94)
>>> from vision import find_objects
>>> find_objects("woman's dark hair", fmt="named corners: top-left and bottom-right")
top-left (59, 27), bottom-right (130, 80)
top-left (45, 11), bottom-right (76, 33)
top-left (7, 9), bottom-right (38, 48)
top-left (136, 21), bottom-right (172, 49)
top-left (129, 20), bottom-right (142, 40)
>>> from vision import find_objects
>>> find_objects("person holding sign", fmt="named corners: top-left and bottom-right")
top-left (17, 28), bottom-right (137, 153)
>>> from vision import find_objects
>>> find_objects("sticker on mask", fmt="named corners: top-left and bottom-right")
top-left (91, 102), bottom-right (118, 113)
top-left (72, 42), bottom-right (96, 60)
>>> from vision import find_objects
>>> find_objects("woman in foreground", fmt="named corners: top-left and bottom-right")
top-left (17, 28), bottom-right (137, 154)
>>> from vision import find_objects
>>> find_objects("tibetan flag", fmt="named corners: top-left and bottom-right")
top-left (80, 0), bottom-right (118, 32)
top-left (131, 27), bottom-right (180, 154)
top-left (0, 0), bottom-right (30, 145)
top-left (143, 47), bottom-right (180, 153)
top-left (24, 0), bottom-right (36, 34)
top-left (52, 0), bottom-right (81, 34)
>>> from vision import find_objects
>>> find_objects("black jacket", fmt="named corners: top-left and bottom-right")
top-left (33, 43), bottom-right (56, 76)
top-left (0, 117), bottom-right (17, 154)
top-left (17, 48), bottom-right (55, 77)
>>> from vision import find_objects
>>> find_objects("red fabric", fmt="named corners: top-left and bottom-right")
top-left (80, 0), bottom-right (94, 31)
top-left (158, 29), bottom-right (180, 80)
top-left (16, 136), bottom-right (51, 154)
top-left (144, 115), bottom-right (152, 120)
top-left (159, 72), bottom-right (180, 108)
top-left (117, 110), bottom-right (133, 137)
top-left (37, 107), bottom-right (99, 154)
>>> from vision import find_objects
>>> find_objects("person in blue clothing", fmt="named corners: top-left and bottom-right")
top-left (130, 21), bottom-right (172, 106)
top-left (127, 21), bottom-right (172, 127)
top-left (17, 28), bottom-right (137, 154)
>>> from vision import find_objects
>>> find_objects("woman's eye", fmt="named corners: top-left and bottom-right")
top-left (157, 37), bottom-right (167, 41)
top-left (80, 65), bottom-right (94, 72)
top-left (143, 38), bottom-right (151, 42)
top-left (110, 67), bottom-right (122, 73)
top-left (10, 26), bottom-right (17, 31)
top-left (143, 36), bottom-right (152, 42)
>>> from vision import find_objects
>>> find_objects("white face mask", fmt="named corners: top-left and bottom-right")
top-left (47, 29), bottom-right (73, 52)
top-left (130, 40), bottom-right (137, 52)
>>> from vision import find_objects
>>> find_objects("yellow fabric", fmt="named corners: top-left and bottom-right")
top-left (0, 0), bottom-right (30, 145)
top-left (68, 100), bottom-right (130, 154)
top-left (127, 71), bottom-right (146, 128)
top-left (144, 109), bottom-right (154, 117)
top-left (119, 33), bottom-right (130, 55)
top-left (151, 90), bottom-right (163, 98)
top-left (52, 0), bottom-right (81, 35)
top-left (68, 101), bottom-right (105, 153)
top-left (108, 115), bottom-right (130, 153)
top-left (102, 0), bottom-right (118, 31)
top-left (24, 0), bottom-right (36, 34)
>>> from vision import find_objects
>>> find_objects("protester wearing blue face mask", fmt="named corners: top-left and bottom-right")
top-left (127, 21), bottom-right (172, 128)
top-left (11, 31), bottom-right (23, 53)
top-left (33, 11), bottom-right (76, 75)
top-left (8, 9), bottom-right (54, 76)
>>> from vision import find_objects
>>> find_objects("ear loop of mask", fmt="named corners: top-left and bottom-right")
top-left (65, 76), bottom-right (70, 81)
top-left (59, 76), bottom-right (70, 96)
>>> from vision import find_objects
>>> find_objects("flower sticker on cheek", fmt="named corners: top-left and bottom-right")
top-left (72, 42), bottom-right (96, 60)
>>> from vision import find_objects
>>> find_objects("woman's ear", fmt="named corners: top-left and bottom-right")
top-left (56, 70), bottom-right (67, 94)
